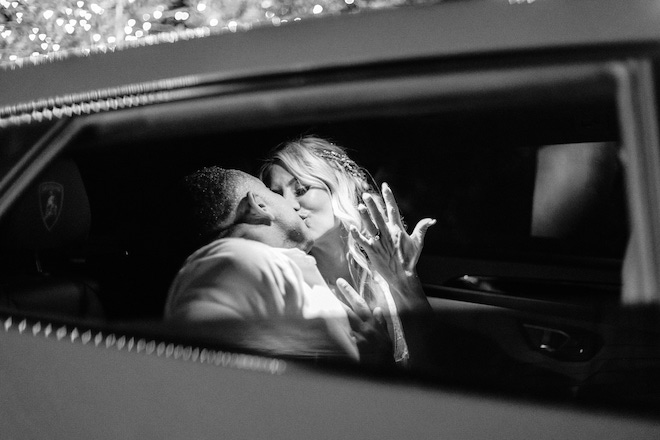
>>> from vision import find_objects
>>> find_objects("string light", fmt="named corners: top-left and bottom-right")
top-left (0, 0), bottom-right (410, 67)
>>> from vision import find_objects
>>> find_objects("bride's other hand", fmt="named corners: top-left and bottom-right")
top-left (335, 278), bottom-right (393, 365)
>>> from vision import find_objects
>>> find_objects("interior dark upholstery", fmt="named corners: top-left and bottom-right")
top-left (0, 158), bottom-right (104, 321)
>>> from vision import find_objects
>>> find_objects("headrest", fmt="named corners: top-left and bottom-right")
top-left (1, 158), bottom-right (91, 251)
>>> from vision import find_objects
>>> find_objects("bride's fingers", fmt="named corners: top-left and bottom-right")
top-left (336, 277), bottom-right (371, 320)
top-left (382, 183), bottom-right (405, 229)
top-left (358, 204), bottom-right (379, 237)
top-left (342, 306), bottom-right (367, 335)
top-left (410, 218), bottom-right (437, 245)
top-left (362, 193), bottom-right (390, 240)
top-left (349, 225), bottom-right (378, 250)
top-left (373, 193), bottom-right (388, 221)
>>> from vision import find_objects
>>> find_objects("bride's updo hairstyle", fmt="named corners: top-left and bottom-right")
top-left (259, 135), bottom-right (379, 287)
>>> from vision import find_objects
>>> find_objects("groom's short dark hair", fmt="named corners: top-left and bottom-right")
top-left (176, 167), bottom-right (249, 248)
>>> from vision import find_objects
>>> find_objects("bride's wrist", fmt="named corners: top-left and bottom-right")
top-left (388, 276), bottom-right (430, 310)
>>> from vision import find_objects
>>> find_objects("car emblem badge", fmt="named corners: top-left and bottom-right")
top-left (39, 182), bottom-right (64, 231)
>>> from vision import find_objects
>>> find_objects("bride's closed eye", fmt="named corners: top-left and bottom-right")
top-left (293, 181), bottom-right (310, 197)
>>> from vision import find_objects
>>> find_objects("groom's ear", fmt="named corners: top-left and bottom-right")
top-left (235, 191), bottom-right (275, 224)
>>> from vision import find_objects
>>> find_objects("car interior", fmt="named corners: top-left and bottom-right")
top-left (0, 57), bottom-right (658, 412)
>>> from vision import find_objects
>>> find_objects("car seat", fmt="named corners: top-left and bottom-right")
top-left (0, 158), bottom-right (104, 321)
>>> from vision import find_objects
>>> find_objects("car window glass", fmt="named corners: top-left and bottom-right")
top-left (1, 63), bottom-right (656, 416)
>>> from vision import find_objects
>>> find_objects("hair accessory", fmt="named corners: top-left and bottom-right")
top-left (314, 149), bottom-right (367, 181)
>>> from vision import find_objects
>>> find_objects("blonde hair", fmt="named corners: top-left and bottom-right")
top-left (259, 135), bottom-right (378, 294)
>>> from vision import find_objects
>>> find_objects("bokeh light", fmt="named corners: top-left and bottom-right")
top-left (0, 0), bottom-right (435, 68)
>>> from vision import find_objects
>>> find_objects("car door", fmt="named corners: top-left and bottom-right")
top-left (1, 2), bottom-right (660, 438)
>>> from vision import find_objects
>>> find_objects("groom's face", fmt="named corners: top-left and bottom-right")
top-left (245, 175), bottom-right (314, 252)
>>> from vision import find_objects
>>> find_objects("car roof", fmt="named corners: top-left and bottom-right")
top-left (1, 0), bottom-right (660, 109)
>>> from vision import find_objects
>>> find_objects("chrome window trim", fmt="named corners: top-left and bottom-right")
top-left (0, 76), bottom-right (200, 129)
top-left (0, 314), bottom-right (287, 375)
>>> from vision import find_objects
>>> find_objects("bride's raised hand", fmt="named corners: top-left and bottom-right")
top-left (353, 182), bottom-right (436, 277)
